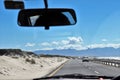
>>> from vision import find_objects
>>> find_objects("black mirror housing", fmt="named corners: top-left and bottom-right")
top-left (18, 8), bottom-right (77, 29)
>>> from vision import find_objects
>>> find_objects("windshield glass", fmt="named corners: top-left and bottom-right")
top-left (0, 0), bottom-right (120, 79)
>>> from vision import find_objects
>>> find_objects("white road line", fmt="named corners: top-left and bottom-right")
top-left (94, 71), bottom-right (100, 74)
top-left (48, 60), bottom-right (68, 77)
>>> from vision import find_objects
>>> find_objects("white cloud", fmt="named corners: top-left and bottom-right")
top-left (106, 43), bottom-right (120, 48)
top-left (38, 48), bottom-right (54, 50)
top-left (87, 43), bottom-right (120, 49)
top-left (68, 37), bottom-right (83, 43)
top-left (25, 43), bottom-right (35, 47)
top-left (57, 44), bottom-right (87, 50)
top-left (87, 44), bottom-right (105, 49)
top-left (61, 40), bottom-right (69, 45)
top-left (38, 36), bottom-right (120, 51)
top-left (52, 41), bottom-right (59, 45)
top-left (40, 37), bottom-right (84, 50)
top-left (41, 42), bottom-right (51, 46)
top-left (102, 39), bottom-right (107, 42)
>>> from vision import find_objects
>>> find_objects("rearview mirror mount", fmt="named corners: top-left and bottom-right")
top-left (18, 8), bottom-right (77, 30)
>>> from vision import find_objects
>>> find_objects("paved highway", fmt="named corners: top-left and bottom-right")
top-left (54, 59), bottom-right (120, 77)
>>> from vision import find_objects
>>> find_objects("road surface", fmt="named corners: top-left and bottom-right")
top-left (54, 59), bottom-right (120, 77)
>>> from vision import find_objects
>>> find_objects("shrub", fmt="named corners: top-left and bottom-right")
top-left (25, 58), bottom-right (31, 62)
top-left (40, 65), bottom-right (43, 67)
top-left (11, 56), bottom-right (19, 59)
top-left (25, 58), bottom-right (36, 64)
top-left (31, 59), bottom-right (36, 64)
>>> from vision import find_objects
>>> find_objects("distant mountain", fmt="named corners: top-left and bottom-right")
top-left (34, 47), bottom-right (120, 57)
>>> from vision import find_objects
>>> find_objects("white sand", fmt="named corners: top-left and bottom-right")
top-left (0, 56), bottom-right (68, 79)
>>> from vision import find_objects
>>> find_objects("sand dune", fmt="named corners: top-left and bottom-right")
top-left (0, 55), bottom-right (68, 79)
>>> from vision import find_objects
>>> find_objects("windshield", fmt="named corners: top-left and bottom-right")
top-left (1, 0), bottom-right (120, 80)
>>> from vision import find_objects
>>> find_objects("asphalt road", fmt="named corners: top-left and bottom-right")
top-left (54, 59), bottom-right (120, 77)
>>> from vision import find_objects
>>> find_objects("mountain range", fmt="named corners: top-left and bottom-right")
top-left (34, 47), bottom-right (120, 57)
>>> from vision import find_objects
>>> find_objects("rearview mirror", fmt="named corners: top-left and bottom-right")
top-left (4, 1), bottom-right (24, 9)
top-left (18, 8), bottom-right (77, 29)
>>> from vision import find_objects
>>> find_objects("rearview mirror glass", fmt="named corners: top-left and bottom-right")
top-left (4, 1), bottom-right (24, 9)
top-left (18, 9), bottom-right (77, 27)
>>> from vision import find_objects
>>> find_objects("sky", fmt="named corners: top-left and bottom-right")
top-left (0, 0), bottom-right (120, 51)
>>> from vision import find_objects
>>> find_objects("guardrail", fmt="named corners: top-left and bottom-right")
top-left (91, 59), bottom-right (120, 68)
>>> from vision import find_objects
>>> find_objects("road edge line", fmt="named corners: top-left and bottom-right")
top-left (45, 60), bottom-right (69, 77)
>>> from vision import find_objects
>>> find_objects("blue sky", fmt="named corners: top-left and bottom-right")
top-left (0, 0), bottom-right (120, 51)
